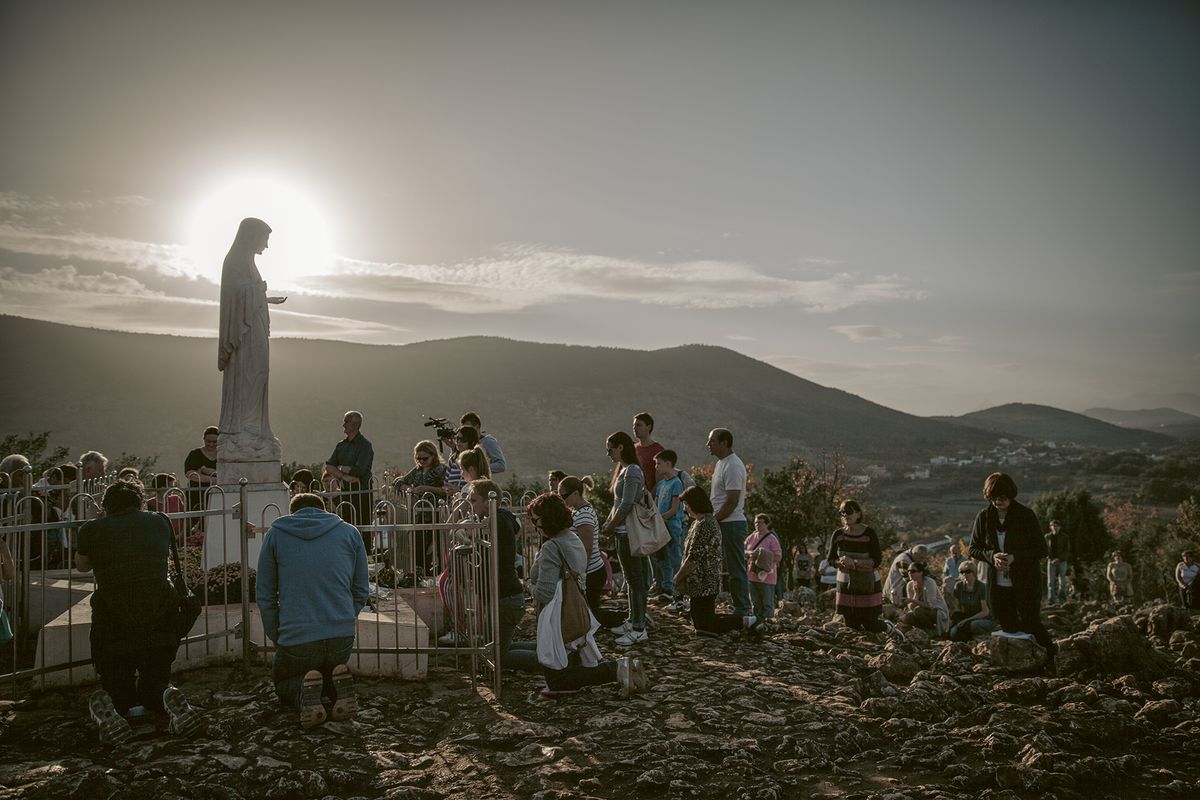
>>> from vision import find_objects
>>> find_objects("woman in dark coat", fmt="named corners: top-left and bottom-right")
top-left (76, 480), bottom-right (201, 743)
top-left (968, 472), bottom-right (1056, 662)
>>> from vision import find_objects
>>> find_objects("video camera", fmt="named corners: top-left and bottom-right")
top-left (423, 415), bottom-right (457, 450)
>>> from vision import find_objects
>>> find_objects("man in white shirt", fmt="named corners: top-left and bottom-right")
top-left (707, 428), bottom-right (751, 617)
top-left (1177, 550), bottom-right (1198, 609)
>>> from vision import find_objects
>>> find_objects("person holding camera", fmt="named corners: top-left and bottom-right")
top-left (459, 412), bottom-right (506, 475)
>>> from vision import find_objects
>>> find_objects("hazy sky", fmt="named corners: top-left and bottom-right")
top-left (2, 1), bottom-right (1197, 416)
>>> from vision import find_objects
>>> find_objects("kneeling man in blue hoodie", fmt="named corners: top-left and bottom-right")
top-left (257, 493), bottom-right (370, 727)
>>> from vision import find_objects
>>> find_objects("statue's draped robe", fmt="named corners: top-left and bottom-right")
top-left (217, 252), bottom-right (281, 461)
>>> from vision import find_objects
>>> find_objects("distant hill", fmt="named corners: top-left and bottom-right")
top-left (0, 315), bottom-right (1002, 478)
top-left (947, 403), bottom-right (1177, 450)
top-left (1083, 407), bottom-right (1200, 440)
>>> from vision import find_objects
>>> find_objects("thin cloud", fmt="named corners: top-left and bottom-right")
top-left (831, 325), bottom-right (902, 343)
top-left (0, 264), bottom-right (163, 298)
top-left (0, 224), bottom-right (199, 278)
top-left (726, 334), bottom-right (757, 342)
top-left (294, 247), bottom-right (922, 313)
top-left (0, 191), bottom-right (153, 213)
top-left (888, 334), bottom-right (968, 353)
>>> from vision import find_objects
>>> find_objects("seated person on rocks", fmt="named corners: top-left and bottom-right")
top-left (1176, 551), bottom-right (1198, 609)
top-left (884, 544), bottom-right (928, 607)
top-left (256, 492), bottom-right (369, 728)
top-left (522, 492), bottom-right (645, 699)
top-left (1106, 550), bottom-right (1134, 606)
top-left (896, 562), bottom-right (949, 636)
top-left (674, 487), bottom-right (766, 640)
top-left (948, 561), bottom-right (995, 641)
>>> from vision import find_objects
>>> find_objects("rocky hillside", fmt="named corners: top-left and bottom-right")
top-left (0, 596), bottom-right (1197, 799)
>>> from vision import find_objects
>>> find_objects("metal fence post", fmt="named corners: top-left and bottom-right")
top-left (239, 478), bottom-right (251, 663)
top-left (488, 492), bottom-right (503, 698)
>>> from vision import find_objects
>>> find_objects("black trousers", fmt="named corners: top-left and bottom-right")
top-left (689, 594), bottom-right (742, 635)
top-left (90, 621), bottom-right (177, 715)
top-left (544, 654), bottom-right (618, 692)
top-left (991, 583), bottom-right (1054, 653)
top-left (585, 568), bottom-right (626, 629)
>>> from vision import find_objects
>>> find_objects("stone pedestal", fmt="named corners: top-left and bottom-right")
top-left (217, 459), bottom-right (282, 486)
top-left (202, 480), bottom-right (289, 570)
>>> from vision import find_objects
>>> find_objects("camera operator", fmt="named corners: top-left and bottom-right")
top-left (459, 412), bottom-right (506, 475)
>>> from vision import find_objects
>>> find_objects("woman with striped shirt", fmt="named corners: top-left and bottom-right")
top-left (559, 476), bottom-right (625, 629)
top-left (826, 499), bottom-right (885, 633)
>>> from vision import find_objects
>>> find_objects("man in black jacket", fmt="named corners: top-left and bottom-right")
top-left (1045, 519), bottom-right (1071, 605)
top-left (969, 473), bottom-right (1056, 664)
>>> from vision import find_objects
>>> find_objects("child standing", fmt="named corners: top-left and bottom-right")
top-left (745, 514), bottom-right (783, 621)
top-left (654, 451), bottom-right (686, 606)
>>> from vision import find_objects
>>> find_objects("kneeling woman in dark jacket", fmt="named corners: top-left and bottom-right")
top-left (76, 480), bottom-right (200, 743)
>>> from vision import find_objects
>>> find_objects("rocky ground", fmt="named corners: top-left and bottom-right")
top-left (1, 594), bottom-right (1198, 800)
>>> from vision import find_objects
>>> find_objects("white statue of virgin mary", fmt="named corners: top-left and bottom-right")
top-left (217, 217), bottom-right (286, 464)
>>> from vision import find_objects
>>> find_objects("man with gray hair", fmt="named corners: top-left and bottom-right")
top-left (79, 451), bottom-right (109, 481)
top-left (323, 411), bottom-right (374, 548)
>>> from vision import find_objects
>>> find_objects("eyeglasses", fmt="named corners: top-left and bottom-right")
top-left (417, 456), bottom-right (431, 463)
top-left (989, 495), bottom-right (1010, 503)
top-left (530, 515), bottom-right (542, 528)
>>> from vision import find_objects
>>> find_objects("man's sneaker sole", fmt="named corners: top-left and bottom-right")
top-left (299, 670), bottom-right (327, 729)
top-left (88, 691), bottom-right (133, 745)
top-left (162, 686), bottom-right (203, 738)
top-left (330, 665), bottom-right (358, 721)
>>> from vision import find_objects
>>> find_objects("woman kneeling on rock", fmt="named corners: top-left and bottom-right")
top-left (968, 472), bottom-right (1056, 664)
top-left (526, 493), bottom-right (645, 698)
top-left (75, 480), bottom-right (202, 743)
top-left (674, 487), bottom-right (766, 640)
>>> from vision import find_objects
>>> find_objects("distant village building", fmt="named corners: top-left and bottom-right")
top-left (905, 466), bottom-right (931, 480)
top-left (930, 456), bottom-right (950, 466)
top-left (864, 464), bottom-right (890, 479)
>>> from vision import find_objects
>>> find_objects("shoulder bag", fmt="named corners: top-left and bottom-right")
top-left (626, 489), bottom-right (670, 557)
top-left (557, 544), bottom-right (592, 645)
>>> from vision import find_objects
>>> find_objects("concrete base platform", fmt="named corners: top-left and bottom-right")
top-left (33, 594), bottom-right (429, 686)
top-left (202, 483), bottom-right (289, 570)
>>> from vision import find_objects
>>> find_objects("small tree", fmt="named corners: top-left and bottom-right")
top-left (1103, 499), bottom-right (1173, 601)
top-left (745, 454), bottom-right (856, 557)
top-left (1031, 488), bottom-right (1111, 564)
top-left (0, 431), bottom-right (69, 476)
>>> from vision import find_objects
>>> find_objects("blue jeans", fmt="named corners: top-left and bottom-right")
top-left (273, 636), bottom-right (354, 708)
top-left (665, 525), bottom-right (684, 597)
top-left (616, 532), bottom-right (651, 630)
top-left (949, 618), bottom-right (995, 641)
top-left (1047, 560), bottom-right (1069, 604)
top-left (497, 593), bottom-right (541, 672)
top-left (750, 581), bottom-right (775, 620)
top-left (719, 520), bottom-right (751, 616)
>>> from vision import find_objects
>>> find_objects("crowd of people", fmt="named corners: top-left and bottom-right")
top-left (2, 411), bottom-right (1198, 743)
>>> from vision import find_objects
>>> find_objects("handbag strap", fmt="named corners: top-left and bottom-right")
top-left (161, 512), bottom-right (188, 590)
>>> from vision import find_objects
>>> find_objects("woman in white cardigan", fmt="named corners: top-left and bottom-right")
top-left (897, 562), bottom-right (949, 636)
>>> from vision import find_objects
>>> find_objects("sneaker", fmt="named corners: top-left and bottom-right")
top-left (438, 631), bottom-right (466, 646)
top-left (329, 665), bottom-right (358, 721)
top-left (652, 593), bottom-right (673, 605)
top-left (162, 686), bottom-right (203, 738)
top-left (614, 628), bottom-right (649, 647)
top-left (299, 670), bottom-right (327, 729)
top-left (665, 599), bottom-right (689, 614)
top-left (88, 690), bottom-right (133, 745)
top-left (608, 621), bottom-right (632, 636)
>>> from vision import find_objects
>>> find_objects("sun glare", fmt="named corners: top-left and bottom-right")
top-left (187, 175), bottom-right (334, 289)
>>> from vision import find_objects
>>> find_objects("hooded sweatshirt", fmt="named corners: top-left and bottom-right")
top-left (256, 507), bottom-right (369, 646)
